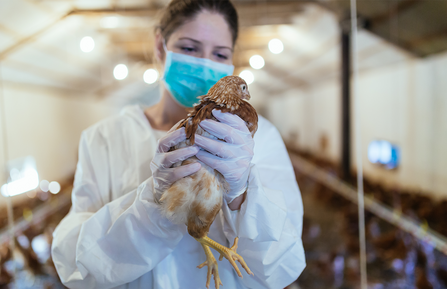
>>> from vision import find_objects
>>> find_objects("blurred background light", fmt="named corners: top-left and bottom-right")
top-left (49, 181), bottom-right (61, 194)
top-left (143, 69), bottom-right (159, 84)
top-left (1, 167), bottom-right (39, 197)
top-left (368, 140), bottom-right (399, 169)
top-left (268, 38), bottom-right (284, 54)
top-left (379, 141), bottom-right (392, 164)
top-left (113, 64), bottom-right (128, 80)
top-left (80, 36), bottom-right (95, 53)
top-left (368, 141), bottom-right (380, 163)
top-left (249, 55), bottom-right (265, 69)
top-left (100, 16), bottom-right (119, 28)
top-left (23, 207), bottom-right (33, 221)
top-left (32, 235), bottom-right (50, 263)
top-left (40, 180), bottom-right (49, 192)
top-left (239, 70), bottom-right (254, 85)
top-left (17, 235), bottom-right (30, 249)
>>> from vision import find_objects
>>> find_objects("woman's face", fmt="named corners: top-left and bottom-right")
top-left (158, 10), bottom-right (234, 65)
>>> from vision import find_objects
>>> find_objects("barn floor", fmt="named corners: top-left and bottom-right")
top-left (293, 167), bottom-right (447, 289)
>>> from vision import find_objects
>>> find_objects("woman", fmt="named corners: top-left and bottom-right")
top-left (51, 0), bottom-right (305, 288)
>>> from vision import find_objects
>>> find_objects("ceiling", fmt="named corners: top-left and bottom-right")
top-left (321, 0), bottom-right (447, 57)
top-left (0, 0), bottom-right (444, 106)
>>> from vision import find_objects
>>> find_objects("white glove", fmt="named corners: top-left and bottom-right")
top-left (195, 110), bottom-right (254, 204)
top-left (151, 127), bottom-right (201, 202)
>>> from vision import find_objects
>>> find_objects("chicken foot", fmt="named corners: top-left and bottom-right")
top-left (198, 244), bottom-right (223, 289)
top-left (196, 236), bottom-right (253, 279)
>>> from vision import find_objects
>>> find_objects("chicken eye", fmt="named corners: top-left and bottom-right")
top-left (242, 85), bottom-right (246, 91)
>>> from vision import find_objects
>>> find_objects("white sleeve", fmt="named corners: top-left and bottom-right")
top-left (51, 130), bottom-right (186, 289)
top-left (221, 122), bottom-right (306, 288)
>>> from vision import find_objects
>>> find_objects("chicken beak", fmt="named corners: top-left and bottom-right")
top-left (243, 93), bottom-right (251, 101)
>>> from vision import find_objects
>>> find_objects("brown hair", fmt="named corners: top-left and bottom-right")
top-left (156, 0), bottom-right (239, 46)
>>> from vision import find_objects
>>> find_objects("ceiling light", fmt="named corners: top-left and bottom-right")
top-left (144, 69), bottom-right (159, 84)
top-left (80, 36), bottom-right (95, 53)
top-left (114, 64), bottom-right (128, 80)
top-left (49, 181), bottom-right (61, 194)
top-left (269, 38), bottom-right (284, 54)
top-left (249, 55), bottom-right (264, 70)
top-left (1, 167), bottom-right (39, 197)
top-left (239, 70), bottom-right (254, 85)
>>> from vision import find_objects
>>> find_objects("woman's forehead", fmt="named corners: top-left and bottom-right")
top-left (169, 10), bottom-right (233, 49)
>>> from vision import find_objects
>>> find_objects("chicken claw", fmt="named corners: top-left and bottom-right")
top-left (198, 244), bottom-right (223, 289)
top-left (196, 236), bottom-right (254, 278)
top-left (217, 237), bottom-right (253, 278)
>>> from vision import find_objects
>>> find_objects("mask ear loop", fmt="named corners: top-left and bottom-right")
top-left (160, 39), bottom-right (170, 81)
top-left (162, 39), bottom-right (168, 53)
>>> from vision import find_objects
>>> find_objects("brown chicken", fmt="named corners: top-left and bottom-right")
top-left (0, 243), bottom-right (12, 287)
top-left (157, 76), bottom-right (258, 288)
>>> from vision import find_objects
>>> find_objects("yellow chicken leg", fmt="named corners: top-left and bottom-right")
top-left (198, 244), bottom-right (223, 289)
top-left (196, 236), bottom-right (254, 278)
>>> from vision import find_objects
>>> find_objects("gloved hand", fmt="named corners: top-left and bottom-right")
top-left (195, 110), bottom-right (254, 204)
top-left (151, 126), bottom-right (201, 201)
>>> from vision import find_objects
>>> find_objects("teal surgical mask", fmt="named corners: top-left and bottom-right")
top-left (162, 46), bottom-right (234, 107)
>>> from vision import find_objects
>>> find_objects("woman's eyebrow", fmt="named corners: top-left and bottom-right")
top-left (178, 38), bottom-right (233, 52)
top-left (178, 37), bottom-right (202, 44)
top-left (215, 46), bottom-right (233, 52)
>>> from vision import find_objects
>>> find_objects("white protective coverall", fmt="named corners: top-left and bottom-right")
top-left (51, 105), bottom-right (306, 289)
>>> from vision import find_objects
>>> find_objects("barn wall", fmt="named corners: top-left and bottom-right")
top-left (0, 85), bottom-right (115, 206)
top-left (267, 50), bottom-right (447, 199)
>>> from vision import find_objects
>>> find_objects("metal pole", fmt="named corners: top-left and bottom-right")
top-left (341, 25), bottom-right (351, 180)
top-left (350, 0), bottom-right (368, 287)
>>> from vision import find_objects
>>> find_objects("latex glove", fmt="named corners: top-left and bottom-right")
top-left (195, 110), bottom-right (254, 204)
top-left (151, 127), bottom-right (201, 201)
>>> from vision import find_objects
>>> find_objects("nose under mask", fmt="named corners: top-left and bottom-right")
top-left (162, 44), bottom-right (234, 108)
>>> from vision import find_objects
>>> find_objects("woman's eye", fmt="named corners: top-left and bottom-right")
top-left (215, 53), bottom-right (228, 60)
top-left (181, 47), bottom-right (196, 53)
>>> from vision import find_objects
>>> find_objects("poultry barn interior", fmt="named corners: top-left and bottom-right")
top-left (1, 0), bottom-right (447, 288)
